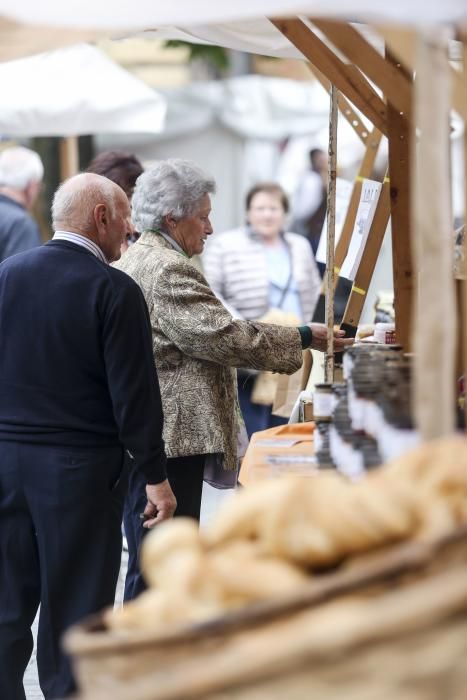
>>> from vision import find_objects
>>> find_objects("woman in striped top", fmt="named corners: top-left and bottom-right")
top-left (203, 182), bottom-right (321, 437)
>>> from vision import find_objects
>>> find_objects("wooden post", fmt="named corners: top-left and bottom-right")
top-left (379, 25), bottom-right (467, 123)
top-left (309, 61), bottom-right (384, 325)
top-left (412, 28), bottom-right (456, 438)
top-left (462, 31), bottom-right (467, 427)
top-left (59, 136), bottom-right (79, 181)
top-left (386, 50), bottom-right (413, 350)
top-left (324, 85), bottom-right (338, 382)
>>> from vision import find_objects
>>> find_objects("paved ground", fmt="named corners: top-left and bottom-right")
top-left (24, 483), bottom-right (233, 699)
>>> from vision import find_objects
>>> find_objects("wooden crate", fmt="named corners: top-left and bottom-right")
top-left (65, 529), bottom-right (467, 700)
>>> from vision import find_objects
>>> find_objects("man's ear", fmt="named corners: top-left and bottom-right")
top-left (94, 203), bottom-right (107, 231)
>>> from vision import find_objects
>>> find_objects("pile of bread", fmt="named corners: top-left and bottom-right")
top-left (106, 435), bottom-right (467, 633)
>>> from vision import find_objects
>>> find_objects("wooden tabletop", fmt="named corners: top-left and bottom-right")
top-left (239, 423), bottom-right (315, 486)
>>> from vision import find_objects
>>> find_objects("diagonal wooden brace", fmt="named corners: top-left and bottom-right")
top-left (271, 18), bottom-right (388, 135)
top-left (311, 19), bottom-right (412, 120)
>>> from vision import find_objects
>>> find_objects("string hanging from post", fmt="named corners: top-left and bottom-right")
top-left (324, 83), bottom-right (338, 382)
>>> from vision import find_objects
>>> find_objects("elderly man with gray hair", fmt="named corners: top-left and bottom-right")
top-left (0, 145), bottom-right (44, 261)
top-left (0, 172), bottom-right (174, 699)
top-left (115, 158), bottom-right (352, 601)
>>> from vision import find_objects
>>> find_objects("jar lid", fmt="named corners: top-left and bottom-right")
top-left (375, 322), bottom-right (395, 331)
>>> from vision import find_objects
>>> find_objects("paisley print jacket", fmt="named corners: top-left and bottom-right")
top-left (114, 232), bottom-right (303, 471)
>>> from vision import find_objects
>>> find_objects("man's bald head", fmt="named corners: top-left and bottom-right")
top-left (52, 173), bottom-right (132, 263)
top-left (52, 173), bottom-right (126, 233)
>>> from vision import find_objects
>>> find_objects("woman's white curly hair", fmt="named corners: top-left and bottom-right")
top-left (131, 159), bottom-right (216, 233)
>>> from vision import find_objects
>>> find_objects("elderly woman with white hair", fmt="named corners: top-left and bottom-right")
top-left (115, 159), bottom-right (352, 601)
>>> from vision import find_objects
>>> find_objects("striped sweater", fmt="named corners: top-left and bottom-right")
top-left (202, 227), bottom-right (321, 322)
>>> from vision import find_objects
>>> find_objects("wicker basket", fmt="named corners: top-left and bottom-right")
top-left (65, 529), bottom-right (467, 700)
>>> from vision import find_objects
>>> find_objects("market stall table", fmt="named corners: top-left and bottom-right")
top-left (239, 422), bottom-right (315, 485)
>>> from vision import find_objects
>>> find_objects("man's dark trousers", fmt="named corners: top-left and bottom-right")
top-left (0, 441), bottom-right (125, 700)
top-left (123, 454), bottom-right (205, 601)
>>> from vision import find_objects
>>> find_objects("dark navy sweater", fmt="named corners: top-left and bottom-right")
top-left (0, 239), bottom-right (167, 483)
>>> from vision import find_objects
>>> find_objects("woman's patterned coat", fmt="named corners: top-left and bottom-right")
top-left (114, 232), bottom-right (303, 471)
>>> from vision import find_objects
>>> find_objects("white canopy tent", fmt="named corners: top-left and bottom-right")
top-left (0, 1), bottom-right (465, 62)
top-left (93, 74), bottom-right (364, 231)
top-left (0, 43), bottom-right (166, 136)
top-left (94, 74), bottom-right (375, 228)
top-left (0, 0), bottom-right (466, 32)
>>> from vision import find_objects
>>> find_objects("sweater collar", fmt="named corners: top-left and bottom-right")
top-left (52, 231), bottom-right (108, 264)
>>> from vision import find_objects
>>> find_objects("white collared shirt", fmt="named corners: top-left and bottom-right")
top-left (53, 231), bottom-right (108, 264)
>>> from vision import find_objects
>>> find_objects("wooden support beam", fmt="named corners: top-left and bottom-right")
top-left (461, 32), bottom-right (467, 427)
top-left (59, 136), bottom-right (79, 181)
top-left (271, 18), bottom-right (388, 135)
top-left (451, 68), bottom-right (467, 124)
top-left (386, 50), bottom-right (413, 351)
top-left (341, 177), bottom-right (391, 332)
top-left (311, 19), bottom-right (412, 119)
top-left (310, 65), bottom-right (371, 145)
top-left (412, 28), bottom-right (456, 438)
top-left (374, 27), bottom-right (415, 76)
top-left (379, 25), bottom-right (467, 123)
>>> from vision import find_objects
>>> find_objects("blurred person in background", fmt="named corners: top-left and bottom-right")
top-left (290, 147), bottom-right (328, 258)
top-left (115, 160), bottom-right (351, 600)
top-left (203, 182), bottom-right (321, 438)
top-left (86, 150), bottom-right (143, 252)
top-left (0, 146), bottom-right (43, 262)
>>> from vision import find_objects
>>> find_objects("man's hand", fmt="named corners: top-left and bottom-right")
top-left (143, 479), bottom-right (177, 529)
top-left (307, 323), bottom-right (354, 353)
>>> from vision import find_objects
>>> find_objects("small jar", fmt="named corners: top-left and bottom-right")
top-left (374, 322), bottom-right (396, 344)
top-left (314, 422), bottom-right (334, 469)
top-left (313, 383), bottom-right (335, 422)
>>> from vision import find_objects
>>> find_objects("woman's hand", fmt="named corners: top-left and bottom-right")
top-left (307, 323), bottom-right (354, 353)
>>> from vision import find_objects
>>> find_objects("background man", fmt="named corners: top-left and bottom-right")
top-left (0, 173), bottom-right (176, 700)
top-left (291, 147), bottom-right (328, 258)
top-left (0, 145), bottom-right (44, 261)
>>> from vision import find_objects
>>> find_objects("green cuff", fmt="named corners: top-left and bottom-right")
top-left (297, 325), bottom-right (313, 349)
